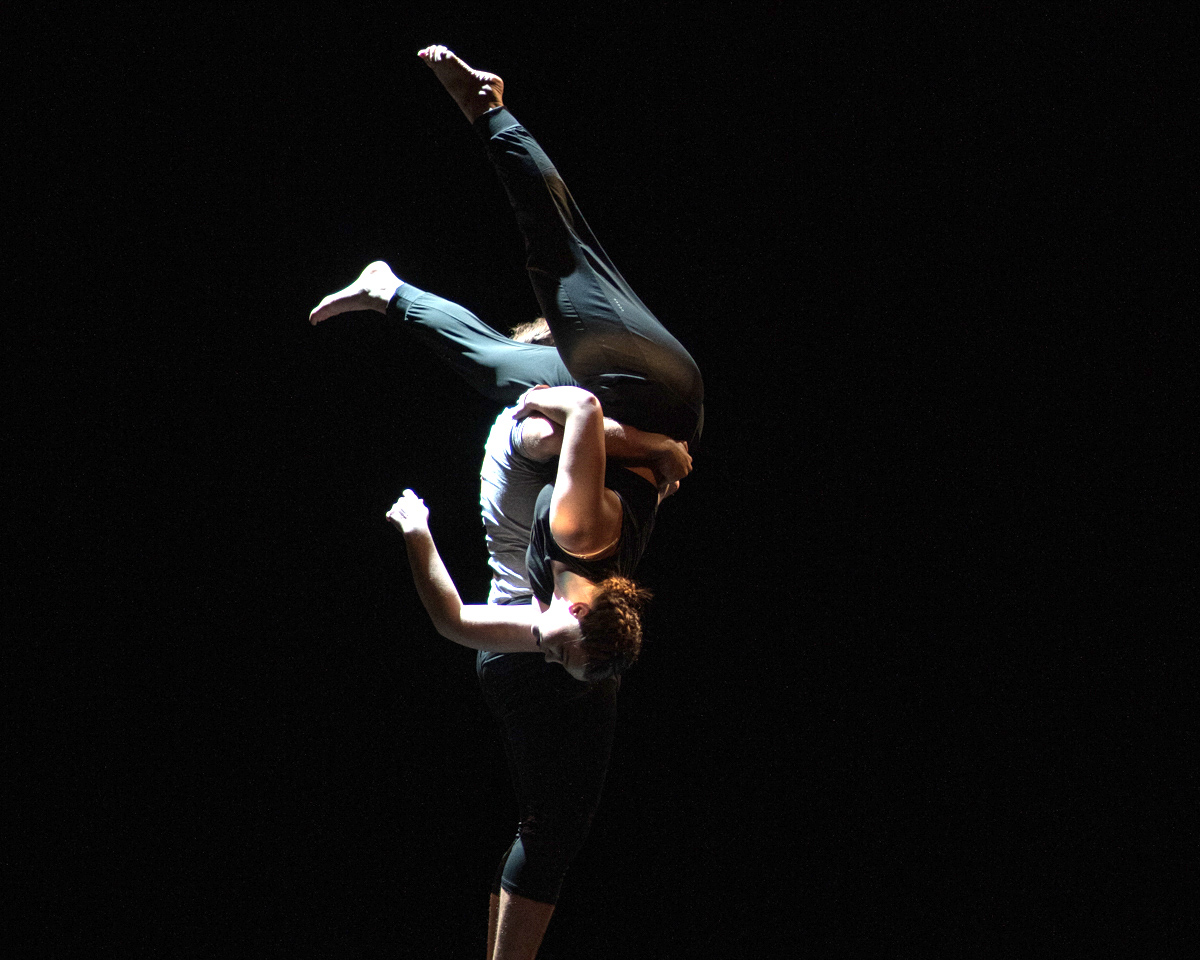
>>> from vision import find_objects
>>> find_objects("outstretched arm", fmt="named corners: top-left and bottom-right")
top-left (386, 490), bottom-right (540, 651)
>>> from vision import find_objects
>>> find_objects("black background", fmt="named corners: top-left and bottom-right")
top-left (10, 3), bottom-right (1189, 957)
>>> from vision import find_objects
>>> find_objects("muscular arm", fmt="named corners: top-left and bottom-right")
top-left (518, 412), bottom-right (693, 487)
top-left (513, 387), bottom-right (624, 556)
top-left (387, 490), bottom-right (540, 652)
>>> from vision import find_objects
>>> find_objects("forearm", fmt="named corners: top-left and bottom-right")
top-left (398, 525), bottom-right (539, 652)
top-left (401, 527), bottom-right (467, 639)
top-left (602, 420), bottom-right (670, 464)
top-left (521, 415), bottom-right (661, 460)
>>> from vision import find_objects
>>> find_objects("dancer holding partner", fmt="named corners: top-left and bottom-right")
top-left (311, 45), bottom-right (702, 958)
top-left (311, 44), bottom-right (703, 674)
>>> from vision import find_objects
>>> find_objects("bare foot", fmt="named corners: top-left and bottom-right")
top-left (417, 45), bottom-right (504, 123)
top-left (309, 261), bottom-right (401, 326)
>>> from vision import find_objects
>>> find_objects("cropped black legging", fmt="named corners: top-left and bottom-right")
top-left (477, 647), bottom-right (618, 906)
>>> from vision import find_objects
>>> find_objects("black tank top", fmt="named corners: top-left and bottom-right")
top-left (526, 465), bottom-right (658, 605)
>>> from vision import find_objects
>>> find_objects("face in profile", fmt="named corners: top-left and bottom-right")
top-left (533, 602), bottom-right (590, 681)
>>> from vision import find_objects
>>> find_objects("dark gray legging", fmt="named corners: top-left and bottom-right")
top-left (388, 108), bottom-right (703, 446)
top-left (477, 107), bottom-right (703, 447)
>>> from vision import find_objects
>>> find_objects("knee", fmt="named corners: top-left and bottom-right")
top-left (501, 813), bottom-right (592, 905)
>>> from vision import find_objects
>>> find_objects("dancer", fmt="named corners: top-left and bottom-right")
top-left (311, 267), bottom-right (690, 676)
top-left (312, 46), bottom-right (703, 677)
top-left (313, 299), bottom-right (685, 960)
top-left (415, 45), bottom-right (704, 960)
top-left (312, 46), bottom-right (703, 958)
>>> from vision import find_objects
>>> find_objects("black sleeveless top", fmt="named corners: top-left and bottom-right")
top-left (526, 464), bottom-right (658, 605)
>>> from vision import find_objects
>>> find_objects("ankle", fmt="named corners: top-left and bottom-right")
top-left (369, 279), bottom-right (401, 311)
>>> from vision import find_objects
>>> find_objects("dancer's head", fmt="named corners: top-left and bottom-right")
top-left (534, 577), bottom-right (650, 682)
top-left (577, 576), bottom-right (651, 679)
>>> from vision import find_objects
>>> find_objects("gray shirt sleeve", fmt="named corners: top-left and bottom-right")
top-left (479, 406), bottom-right (555, 604)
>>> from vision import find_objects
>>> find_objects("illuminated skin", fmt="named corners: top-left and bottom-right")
top-left (531, 582), bottom-right (596, 681)
top-left (417, 44), bottom-right (504, 123)
top-left (374, 44), bottom-right (688, 960)
top-left (382, 403), bottom-right (687, 686)
top-left (308, 260), bottom-right (399, 326)
top-left (385, 489), bottom-right (600, 685)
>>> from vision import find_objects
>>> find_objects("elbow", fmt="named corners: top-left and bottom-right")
top-left (420, 604), bottom-right (463, 645)
top-left (433, 617), bottom-right (466, 646)
top-left (436, 622), bottom-right (484, 651)
top-left (574, 392), bottom-right (603, 417)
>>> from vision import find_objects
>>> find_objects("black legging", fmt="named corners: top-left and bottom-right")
top-left (476, 107), bottom-right (703, 447)
top-left (388, 281), bottom-right (575, 402)
top-left (477, 647), bottom-right (618, 906)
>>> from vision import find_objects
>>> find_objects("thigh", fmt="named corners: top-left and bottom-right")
top-left (506, 678), bottom-right (618, 822)
top-left (477, 112), bottom-right (703, 439)
top-left (478, 652), bottom-right (618, 820)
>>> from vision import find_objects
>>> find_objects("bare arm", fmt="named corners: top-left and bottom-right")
top-left (386, 490), bottom-right (540, 652)
top-left (512, 387), bottom-right (623, 556)
top-left (518, 413), bottom-right (692, 487)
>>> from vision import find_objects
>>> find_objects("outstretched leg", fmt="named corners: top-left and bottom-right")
top-left (418, 45), bottom-right (704, 445)
top-left (309, 262), bottom-right (574, 402)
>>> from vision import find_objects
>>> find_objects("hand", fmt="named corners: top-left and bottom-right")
top-left (386, 489), bottom-right (430, 535)
top-left (512, 384), bottom-right (598, 425)
top-left (512, 384), bottom-right (552, 421)
top-left (653, 439), bottom-right (692, 486)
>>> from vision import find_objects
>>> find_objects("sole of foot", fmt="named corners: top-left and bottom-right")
top-left (309, 261), bottom-right (401, 326)
top-left (417, 45), bottom-right (504, 122)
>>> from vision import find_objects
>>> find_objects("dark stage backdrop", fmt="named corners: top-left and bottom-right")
top-left (11, 3), bottom-right (1186, 957)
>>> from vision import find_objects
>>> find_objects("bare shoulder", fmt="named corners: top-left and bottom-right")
top-left (551, 487), bottom-right (624, 558)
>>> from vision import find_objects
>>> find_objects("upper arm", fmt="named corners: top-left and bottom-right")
top-left (547, 395), bottom-right (624, 555)
top-left (551, 487), bottom-right (624, 557)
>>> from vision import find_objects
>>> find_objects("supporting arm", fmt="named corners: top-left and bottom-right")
top-left (512, 387), bottom-right (624, 557)
top-left (518, 413), bottom-right (692, 488)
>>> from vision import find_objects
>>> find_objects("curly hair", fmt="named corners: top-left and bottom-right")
top-left (577, 576), bottom-right (652, 681)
